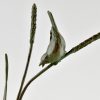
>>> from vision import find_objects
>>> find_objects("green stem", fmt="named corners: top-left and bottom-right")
top-left (16, 3), bottom-right (37, 100)
top-left (3, 54), bottom-right (9, 100)
top-left (16, 44), bottom-right (33, 100)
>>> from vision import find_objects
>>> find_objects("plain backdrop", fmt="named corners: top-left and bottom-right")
top-left (0, 0), bottom-right (100, 100)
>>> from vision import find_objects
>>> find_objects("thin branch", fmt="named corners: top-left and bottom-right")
top-left (3, 53), bottom-right (9, 100)
top-left (18, 32), bottom-right (100, 100)
top-left (16, 3), bottom-right (37, 100)
top-left (62, 32), bottom-right (100, 59)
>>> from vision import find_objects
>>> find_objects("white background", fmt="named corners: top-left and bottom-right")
top-left (0, 0), bottom-right (100, 100)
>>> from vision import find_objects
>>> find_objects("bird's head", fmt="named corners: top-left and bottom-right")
top-left (39, 53), bottom-right (48, 67)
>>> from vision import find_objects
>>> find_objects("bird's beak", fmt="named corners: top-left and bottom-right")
top-left (39, 62), bottom-right (44, 67)
top-left (39, 61), bottom-right (42, 66)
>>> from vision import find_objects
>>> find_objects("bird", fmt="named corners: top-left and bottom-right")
top-left (39, 11), bottom-right (66, 67)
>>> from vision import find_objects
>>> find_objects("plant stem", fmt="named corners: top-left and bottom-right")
top-left (16, 44), bottom-right (33, 100)
top-left (63, 32), bottom-right (100, 58)
top-left (16, 3), bottom-right (37, 100)
top-left (3, 54), bottom-right (9, 100)
top-left (18, 32), bottom-right (100, 100)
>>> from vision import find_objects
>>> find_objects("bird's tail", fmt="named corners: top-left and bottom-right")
top-left (47, 11), bottom-right (58, 32)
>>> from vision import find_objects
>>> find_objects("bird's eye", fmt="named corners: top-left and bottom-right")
top-left (50, 32), bottom-right (52, 40)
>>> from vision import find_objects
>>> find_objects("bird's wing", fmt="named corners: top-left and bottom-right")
top-left (50, 31), bottom-right (52, 41)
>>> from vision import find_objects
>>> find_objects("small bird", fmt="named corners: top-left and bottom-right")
top-left (39, 11), bottom-right (66, 67)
